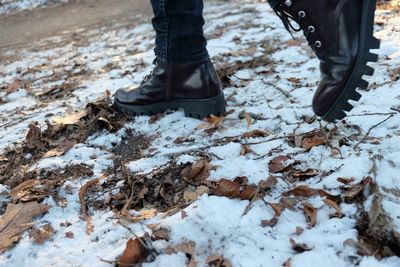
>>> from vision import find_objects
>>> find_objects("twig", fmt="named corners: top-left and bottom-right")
top-left (79, 178), bottom-right (100, 235)
top-left (354, 114), bottom-right (395, 150)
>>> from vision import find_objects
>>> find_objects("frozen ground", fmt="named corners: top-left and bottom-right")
top-left (0, 0), bottom-right (70, 15)
top-left (0, 1), bottom-right (400, 267)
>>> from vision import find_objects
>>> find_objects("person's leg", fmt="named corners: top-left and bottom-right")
top-left (269, 0), bottom-right (380, 122)
top-left (114, 0), bottom-right (225, 119)
top-left (151, 0), bottom-right (209, 63)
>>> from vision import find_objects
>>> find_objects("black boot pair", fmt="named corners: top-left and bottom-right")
top-left (114, 0), bottom-right (380, 122)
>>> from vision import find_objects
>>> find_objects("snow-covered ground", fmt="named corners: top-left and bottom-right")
top-left (0, 0), bottom-right (70, 15)
top-left (1, 1), bottom-right (400, 267)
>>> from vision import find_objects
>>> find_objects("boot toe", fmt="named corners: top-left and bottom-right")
top-left (114, 85), bottom-right (140, 104)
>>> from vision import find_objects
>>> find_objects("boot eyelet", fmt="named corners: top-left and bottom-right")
top-left (308, 25), bottom-right (315, 33)
top-left (298, 11), bottom-right (306, 18)
top-left (315, 41), bottom-right (322, 48)
top-left (285, 0), bottom-right (292, 6)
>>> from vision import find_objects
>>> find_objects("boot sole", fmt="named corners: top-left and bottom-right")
top-left (321, 0), bottom-right (380, 122)
top-left (113, 92), bottom-right (226, 120)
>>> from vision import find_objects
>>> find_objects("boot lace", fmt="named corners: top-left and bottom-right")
top-left (139, 58), bottom-right (158, 94)
top-left (273, 0), bottom-right (322, 50)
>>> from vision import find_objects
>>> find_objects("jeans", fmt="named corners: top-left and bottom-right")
top-left (150, 0), bottom-right (209, 64)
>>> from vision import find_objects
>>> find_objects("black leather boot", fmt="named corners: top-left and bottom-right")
top-left (270, 0), bottom-right (380, 122)
top-left (114, 59), bottom-right (226, 119)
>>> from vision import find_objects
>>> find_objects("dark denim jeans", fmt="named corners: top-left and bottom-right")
top-left (150, 0), bottom-right (209, 64)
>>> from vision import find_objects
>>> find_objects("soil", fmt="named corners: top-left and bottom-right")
top-left (0, 0), bottom-right (152, 49)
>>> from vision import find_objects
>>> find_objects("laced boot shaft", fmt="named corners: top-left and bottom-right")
top-left (269, 0), bottom-right (380, 122)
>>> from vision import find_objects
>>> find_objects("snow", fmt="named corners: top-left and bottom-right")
top-left (1, 1), bottom-right (400, 267)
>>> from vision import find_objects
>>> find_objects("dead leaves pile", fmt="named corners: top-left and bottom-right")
top-left (0, 96), bottom-right (126, 188)
top-left (0, 202), bottom-right (50, 253)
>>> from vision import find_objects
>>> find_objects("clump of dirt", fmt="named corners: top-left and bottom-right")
top-left (112, 129), bottom-right (151, 162)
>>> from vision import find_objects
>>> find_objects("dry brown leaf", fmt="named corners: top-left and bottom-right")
top-left (283, 258), bottom-right (292, 267)
top-left (269, 155), bottom-right (291, 173)
top-left (291, 169), bottom-right (319, 180)
top-left (6, 79), bottom-right (30, 93)
top-left (174, 135), bottom-right (194, 144)
top-left (165, 241), bottom-right (195, 254)
top-left (10, 179), bottom-right (39, 202)
top-left (241, 129), bottom-right (269, 139)
top-left (289, 238), bottom-right (313, 253)
top-left (295, 226), bottom-right (304, 236)
top-left (0, 202), bottom-right (50, 253)
top-left (207, 254), bottom-right (233, 267)
top-left (302, 202), bottom-right (317, 228)
top-left (197, 115), bottom-right (225, 130)
top-left (53, 110), bottom-right (87, 125)
top-left (26, 123), bottom-right (42, 149)
top-left (261, 202), bottom-right (283, 227)
top-left (323, 198), bottom-right (344, 218)
top-left (286, 185), bottom-right (319, 197)
top-left (118, 238), bottom-right (148, 267)
top-left (181, 160), bottom-right (213, 183)
top-left (212, 177), bottom-right (257, 200)
top-left (343, 176), bottom-right (373, 203)
top-left (240, 145), bottom-right (254, 156)
top-left (9, 179), bottom-right (53, 203)
top-left (43, 139), bottom-right (75, 158)
top-left (151, 228), bottom-right (170, 241)
top-left (30, 223), bottom-right (54, 244)
top-left (244, 112), bottom-right (252, 129)
top-left (123, 209), bottom-right (157, 223)
top-left (296, 130), bottom-right (328, 151)
top-left (65, 231), bottom-right (74, 239)
top-left (337, 177), bottom-right (355, 185)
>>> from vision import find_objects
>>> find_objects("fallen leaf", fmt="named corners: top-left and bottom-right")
top-left (123, 209), bottom-right (157, 223)
top-left (240, 145), bottom-right (255, 156)
top-left (207, 254), bottom-right (233, 267)
top-left (165, 241), bottom-right (196, 266)
top-left (151, 228), bottom-right (170, 241)
top-left (212, 177), bottom-right (257, 200)
top-left (285, 185), bottom-right (319, 197)
top-left (53, 110), bottom-right (87, 125)
top-left (302, 202), bottom-right (317, 228)
top-left (174, 135), bottom-right (194, 144)
top-left (118, 238), bottom-right (148, 267)
top-left (26, 123), bottom-right (42, 149)
top-left (181, 160), bottom-right (213, 183)
top-left (9, 179), bottom-right (53, 203)
top-left (337, 177), bottom-right (355, 185)
top-left (289, 238), bottom-right (313, 253)
top-left (269, 156), bottom-right (291, 173)
top-left (65, 231), bottom-right (74, 239)
top-left (241, 129), bottom-right (269, 139)
top-left (244, 112), bottom-right (252, 129)
top-left (296, 130), bottom-right (328, 151)
top-left (283, 258), bottom-right (292, 267)
top-left (43, 139), bottom-right (75, 158)
top-left (291, 169), bottom-right (319, 180)
top-left (262, 202), bottom-right (283, 227)
top-left (343, 176), bottom-right (373, 203)
top-left (323, 198), bottom-right (344, 218)
top-left (295, 226), bottom-right (304, 236)
top-left (0, 202), bottom-right (50, 253)
top-left (30, 223), bottom-right (54, 244)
